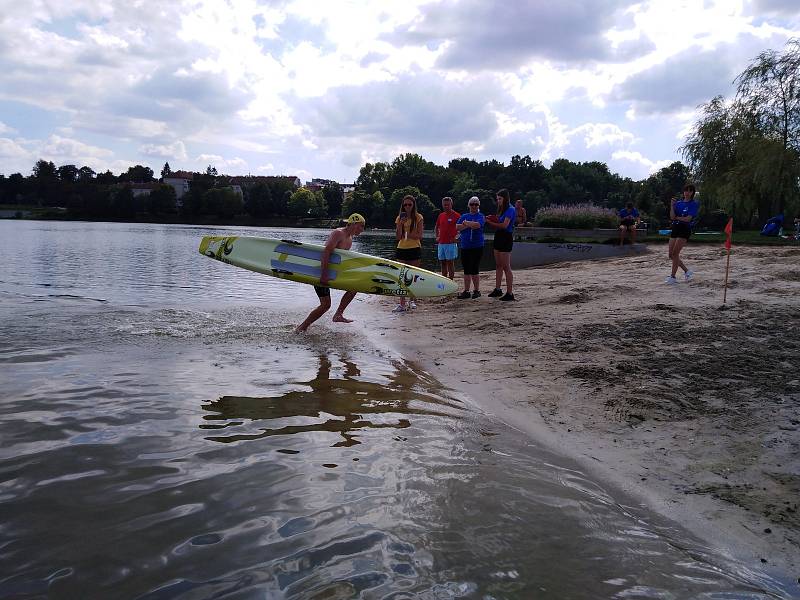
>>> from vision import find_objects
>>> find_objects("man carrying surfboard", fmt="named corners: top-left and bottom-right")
top-left (296, 213), bottom-right (366, 332)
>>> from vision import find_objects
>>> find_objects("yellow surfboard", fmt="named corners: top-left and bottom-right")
top-left (199, 236), bottom-right (458, 298)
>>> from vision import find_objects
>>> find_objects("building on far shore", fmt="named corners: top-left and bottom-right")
top-left (162, 171), bottom-right (194, 207)
top-left (130, 182), bottom-right (161, 198)
top-left (230, 175), bottom-right (302, 189)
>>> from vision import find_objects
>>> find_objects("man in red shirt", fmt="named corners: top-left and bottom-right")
top-left (434, 196), bottom-right (461, 280)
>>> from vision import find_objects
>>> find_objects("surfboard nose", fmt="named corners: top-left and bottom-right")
top-left (198, 236), bottom-right (211, 255)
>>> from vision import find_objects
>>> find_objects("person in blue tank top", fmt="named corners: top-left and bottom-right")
top-left (484, 188), bottom-right (516, 301)
top-left (666, 184), bottom-right (700, 284)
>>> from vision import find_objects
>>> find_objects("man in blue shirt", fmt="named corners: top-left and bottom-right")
top-left (618, 202), bottom-right (640, 246)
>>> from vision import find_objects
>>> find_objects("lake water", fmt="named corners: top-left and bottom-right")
top-left (0, 220), bottom-right (793, 598)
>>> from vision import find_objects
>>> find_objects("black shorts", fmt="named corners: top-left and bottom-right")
top-left (492, 230), bottom-right (514, 253)
top-left (395, 246), bottom-right (421, 261)
top-left (620, 218), bottom-right (635, 228)
top-left (461, 247), bottom-right (483, 275)
top-left (314, 285), bottom-right (330, 298)
top-left (670, 222), bottom-right (692, 240)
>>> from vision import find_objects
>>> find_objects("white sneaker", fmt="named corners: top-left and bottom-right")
top-left (409, 301), bottom-right (417, 309)
top-left (392, 304), bottom-right (406, 313)
top-left (684, 270), bottom-right (694, 281)
top-left (665, 276), bottom-right (678, 284)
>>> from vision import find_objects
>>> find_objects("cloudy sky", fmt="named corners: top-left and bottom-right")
top-left (1, 0), bottom-right (799, 183)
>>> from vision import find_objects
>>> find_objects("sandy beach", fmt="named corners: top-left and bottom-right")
top-left (364, 243), bottom-right (800, 578)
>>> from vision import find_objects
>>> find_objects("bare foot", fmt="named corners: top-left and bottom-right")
top-left (332, 314), bottom-right (353, 323)
top-left (295, 324), bottom-right (308, 332)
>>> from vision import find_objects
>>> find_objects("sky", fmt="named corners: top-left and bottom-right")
top-left (1, 0), bottom-right (799, 184)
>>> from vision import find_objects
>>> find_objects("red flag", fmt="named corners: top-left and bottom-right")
top-left (724, 217), bottom-right (733, 250)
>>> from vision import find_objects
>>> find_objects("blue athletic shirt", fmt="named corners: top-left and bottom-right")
top-left (499, 206), bottom-right (516, 233)
top-left (672, 200), bottom-right (699, 226)
top-left (457, 212), bottom-right (485, 249)
top-left (619, 208), bottom-right (639, 219)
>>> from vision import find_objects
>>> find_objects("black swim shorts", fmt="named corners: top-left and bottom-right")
top-left (314, 285), bottom-right (330, 298)
top-left (492, 229), bottom-right (514, 253)
top-left (670, 222), bottom-right (691, 240)
top-left (395, 246), bottom-right (421, 261)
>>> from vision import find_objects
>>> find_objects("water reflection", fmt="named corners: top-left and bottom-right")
top-left (201, 354), bottom-right (463, 447)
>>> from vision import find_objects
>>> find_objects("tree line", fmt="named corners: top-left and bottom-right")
top-left (2, 39), bottom-right (798, 229)
top-left (0, 155), bottom-right (698, 228)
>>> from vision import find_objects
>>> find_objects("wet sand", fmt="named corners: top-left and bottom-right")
top-left (364, 244), bottom-right (800, 579)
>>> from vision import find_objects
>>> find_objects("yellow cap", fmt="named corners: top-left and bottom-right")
top-left (345, 213), bottom-right (366, 224)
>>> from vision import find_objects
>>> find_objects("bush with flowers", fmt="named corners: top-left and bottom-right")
top-left (533, 203), bottom-right (620, 229)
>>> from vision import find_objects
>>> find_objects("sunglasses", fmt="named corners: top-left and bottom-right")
top-left (469, 203), bottom-right (479, 207)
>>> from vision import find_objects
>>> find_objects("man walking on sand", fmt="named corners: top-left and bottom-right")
top-left (296, 213), bottom-right (366, 332)
top-left (434, 196), bottom-right (460, 280)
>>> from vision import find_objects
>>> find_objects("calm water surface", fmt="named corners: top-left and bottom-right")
top-left (0, 221), bottom-right (794, 598)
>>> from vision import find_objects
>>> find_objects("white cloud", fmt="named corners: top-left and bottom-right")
top-left (612, 150), bottom-right (671, 174)
top-left (41, 135), bottom-right (114, 161)
top-left (0, 137), bottom-right (32, 162)
top-left (140, 141), bottom-right (188, 160)
top-left (195, 154), bottom-right (248, 172)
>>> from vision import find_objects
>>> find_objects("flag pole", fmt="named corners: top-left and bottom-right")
top-left (722, 248), bottom-right (731, 304)
top-left (722, 217), bottom-right (733, 304)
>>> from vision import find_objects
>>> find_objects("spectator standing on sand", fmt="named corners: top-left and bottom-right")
top-left (455, 196), bottom-right (485, 299)
top-left (515, 199), bottom-right (528, 227)
top-left (485, 188), bottom-right (516, 301)
top-left (618, 202), bottom-right (640, 246)
top-left (665, 184), bottom-right (700, 284)
top-left (434, 196), bottom-right (460, 280)
top-left (296, 213), bottom-right (366, 332)
top-left (394, 194), bottom-right (424, 312)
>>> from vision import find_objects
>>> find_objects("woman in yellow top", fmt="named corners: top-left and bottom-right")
top-left (393, 194), bottom-right (424, 312)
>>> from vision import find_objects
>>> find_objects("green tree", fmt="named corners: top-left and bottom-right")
top-left (161, 162), bottom-right (172, 179)
top-left (244, 182), bottom-right (272, 218)
top-left (146, 184), bottom-right (177, 215)
top-left (120, 165), bottom-right (155, 183)
top-left (110, 185), bottom-right (138, 219)
top-left (77, 166), bottom-right (96, 182)
top-left (6, 173), bottom-right (27, 202)
top-left (57, 164), bottom-right (79, 182)
top-left (287, 187), bottom-right (326, 217)
top-left (322, 182), bottom-right (344, 217)
top-left (683, 39), bottom-right (800, 225)
top-left (356, 162), bottom-right (390, 195)
top-left (447, 172), bottom-right (478, 212)
top-left (203, 188), bottom-right (242, 219)
top-left (389, 186), bottom-right (434, 224)
top-left (342, 190), bottom-right (385, 224)
top-left (32, 159), bottom-right (59, 205)
top-left (96, 170), bottom-right (117, 185)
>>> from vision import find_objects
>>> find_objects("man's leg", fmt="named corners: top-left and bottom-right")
top-left (296, 295), bottom-right (331, 332)
top-left (445, 259), bottom-right (454, 280)
top-left (332, 291), bottom-right (357, 323)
